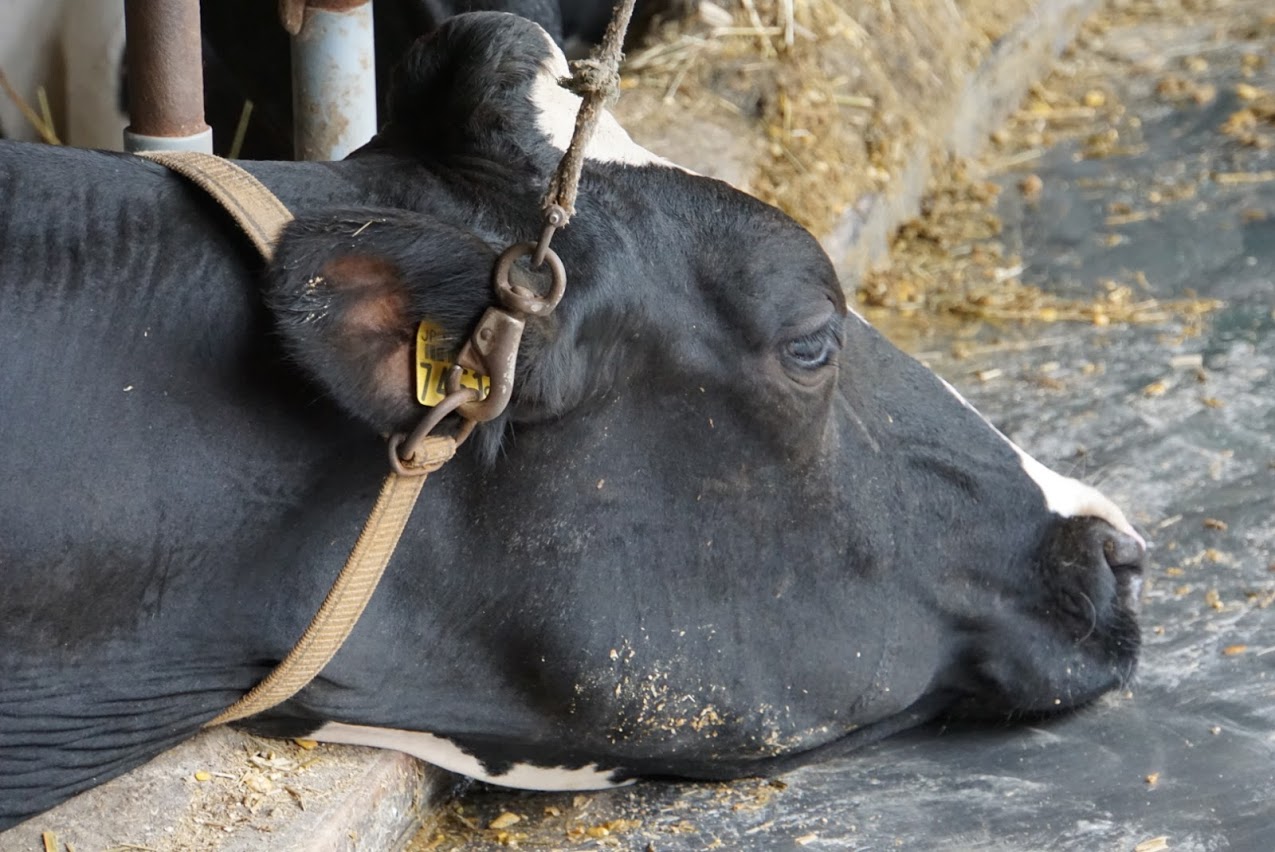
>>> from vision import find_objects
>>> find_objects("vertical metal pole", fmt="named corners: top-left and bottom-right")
top-left (290, 0), bottom-right (377, 161)
top-left (122, 0), bottom-right (213, 153)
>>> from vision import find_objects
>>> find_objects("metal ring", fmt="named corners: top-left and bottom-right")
top-left (444, 367), bottom-right (486, 438)
top-left (493, 242), bottom-right (567, 316)
top-left (388, 387), bottom-right (479, 475)
top-left (386, 434), bottom-right (417, 476)
top-left (532, 223), bottom-right (557, 269)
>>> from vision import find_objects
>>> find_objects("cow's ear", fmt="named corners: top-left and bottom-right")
top-left (375, 12), bottom-right (564, 169)
top-left (266, 209), bottom-right (495, 433)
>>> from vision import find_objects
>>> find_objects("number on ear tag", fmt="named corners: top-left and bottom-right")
top-left (415, 320), bottom-right (490, 406)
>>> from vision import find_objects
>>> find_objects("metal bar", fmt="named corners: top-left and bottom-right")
top-left (122, 0), bottom-right (212, 153)
top-left (290, 0), bottom-right (377, 161)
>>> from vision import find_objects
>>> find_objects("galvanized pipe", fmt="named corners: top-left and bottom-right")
top-left (122, 0), bottom-right (212, 153)
top-left (290, 0), bottom-right (377, 161)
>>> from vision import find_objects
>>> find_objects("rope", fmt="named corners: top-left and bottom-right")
top-left (541, 0), bottom-right (638, 224)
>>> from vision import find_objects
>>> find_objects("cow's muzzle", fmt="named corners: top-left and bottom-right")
top-left (1049, 515), bottom-right (1147, 626)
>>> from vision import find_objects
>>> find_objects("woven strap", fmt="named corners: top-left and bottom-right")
top-left (140, 149), bottom-right (445, 726)
top-left (138, 150), bottom-right (293, 256)
top-left (206, 449), bottom-right (451, 726)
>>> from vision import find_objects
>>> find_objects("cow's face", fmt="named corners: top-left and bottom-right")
top-left (266, 12), bottom-right (1142, 783)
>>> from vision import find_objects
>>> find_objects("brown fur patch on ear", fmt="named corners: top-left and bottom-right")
top-left (322, 255), bottom-right (411, 339)
top-left (312, 253), bottom-right (419, 429)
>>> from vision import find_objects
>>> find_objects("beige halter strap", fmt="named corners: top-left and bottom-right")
top-left (139, 150), bottom-right (451, 727)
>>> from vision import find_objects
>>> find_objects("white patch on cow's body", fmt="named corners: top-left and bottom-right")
top-left (530, 31), bottom-right (681, 169)
top-left (936, 378), bottom-right (1143, 546)
top-left (311, 722), bottom-right (629, 791)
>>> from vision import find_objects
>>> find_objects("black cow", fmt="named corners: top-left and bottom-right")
top-left (0, 13), bottom-right (1144, 830)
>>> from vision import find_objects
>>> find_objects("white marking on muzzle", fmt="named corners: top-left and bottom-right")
top-left (312, 721), bottom-right (629, 791)
top-left (530, 31), bottom-right (683, 169)
top-left (936, 378), bottom-right (1144, 547)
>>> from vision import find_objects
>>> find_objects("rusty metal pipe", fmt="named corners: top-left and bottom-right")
top-left (290, 0), bottom-right (376, 161)
top-left (123, 0), bottom-right (212, 152)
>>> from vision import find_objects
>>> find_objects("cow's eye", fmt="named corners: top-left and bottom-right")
top-left (783, 321), bottom-right (842, 370)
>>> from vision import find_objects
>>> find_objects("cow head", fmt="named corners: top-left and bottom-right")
top-left (262, 13), bottom-right (1143, 785)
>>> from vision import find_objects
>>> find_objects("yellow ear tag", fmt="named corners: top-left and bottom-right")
top-left (415, 320), bottom-right (490, 406)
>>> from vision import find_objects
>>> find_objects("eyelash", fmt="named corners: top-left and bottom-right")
top-left (784, 322), bottom-right (842, 369)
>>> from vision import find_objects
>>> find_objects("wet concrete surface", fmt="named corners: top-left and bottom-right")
top-left (421, 13), bottom-right (1275, 852)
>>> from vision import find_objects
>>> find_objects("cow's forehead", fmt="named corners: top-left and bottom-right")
top-left (529, 29), bottom-right (682, 169)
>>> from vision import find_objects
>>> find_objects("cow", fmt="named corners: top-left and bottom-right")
top-left (0, 12), bottom-right (1145, 831)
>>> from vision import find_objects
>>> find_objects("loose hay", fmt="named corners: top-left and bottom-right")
top-left (619, 0), bottom-right (1237, 328)
top-left (0, 67), bottom-right (60, 144)
top-left (618, 0), bottom-right (1034, 234)
top-left (858, 159), bottom-right (1224, 324)
top-left (853, 0), bottom-right (1264, 327)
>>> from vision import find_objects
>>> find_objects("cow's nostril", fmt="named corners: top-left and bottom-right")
top-left (1102, 528), bottom-right (1146, 572)
top-left (1098, 526), bottom-right (1146, 612)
